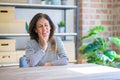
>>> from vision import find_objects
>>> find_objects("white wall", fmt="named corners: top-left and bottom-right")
top-left (15, 9), bottom-right (62, 33)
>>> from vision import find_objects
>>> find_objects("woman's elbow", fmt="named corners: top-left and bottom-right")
top-left (27, 59), bottom-right (37, 67)
top-left (63, 58), bottom-right (69, 65)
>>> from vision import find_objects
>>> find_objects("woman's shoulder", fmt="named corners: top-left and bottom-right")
top-left (27, 39), bottom-right (37, 43)
top-left (53, 36), bottom-right (62, 42)
top-left (53, 37), bottom-right (63, 46)
top-left (26, 39), bottom-right (38, 46)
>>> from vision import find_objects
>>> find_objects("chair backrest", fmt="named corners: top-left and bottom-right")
top-left (19, 55), bottom-right (28, 67)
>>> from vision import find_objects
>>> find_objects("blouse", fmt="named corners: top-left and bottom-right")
top-left (25, 37), bottom-right (68, 67)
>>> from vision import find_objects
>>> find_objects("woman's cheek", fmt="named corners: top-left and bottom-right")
top-left (37, 30), bottom-right (42, 37)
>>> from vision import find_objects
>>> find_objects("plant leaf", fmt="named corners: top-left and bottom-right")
top-left (78, 45), bottom-right (87, 50)
top-left (81, 25), bottom-right (105, 41)
top-left (95, 37), bottom-right (107, 51)
top-left (109, 37), bottom-right (120, 48)
top-left (82, 41), bottom-right (101, 54)
top-left (89, 25), bottom-right (105, 34)
top-left (82, 33), bottom-right (96, 41)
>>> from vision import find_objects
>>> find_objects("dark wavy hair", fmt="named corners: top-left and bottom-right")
top-left (29, 13), bottom-right (55, 42)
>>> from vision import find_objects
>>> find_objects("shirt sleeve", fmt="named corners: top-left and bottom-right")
top-left (25, 40), bottom-right (45, 67)
top-left (52, 37), bottom-right (69, 66)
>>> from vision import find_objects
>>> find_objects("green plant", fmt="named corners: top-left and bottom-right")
top-left (79, 25), bottom-right (120, 67)
top-left (58, 21), bottom-right (65, 27)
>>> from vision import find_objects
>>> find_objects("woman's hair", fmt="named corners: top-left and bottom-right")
top-left (29, 13), bottom-right (55, 41)
top-left (29, 13), bottom-right (57, 52)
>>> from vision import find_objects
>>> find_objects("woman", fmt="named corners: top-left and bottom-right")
top-left (26, 13), bottom-right (68, 67)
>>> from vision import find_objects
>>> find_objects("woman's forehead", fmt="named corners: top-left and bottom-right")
top-left (37, 18), bottom-right (49, 24)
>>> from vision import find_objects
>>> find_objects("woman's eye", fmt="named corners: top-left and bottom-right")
top-left (45, 24), bottom-right (48, 27)
top-left (37, 25), bottom-right (42, 28)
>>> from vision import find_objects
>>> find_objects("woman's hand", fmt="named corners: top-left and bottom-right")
top-left (38, 33), bottom-right (48, 50)
top-left (44, 62), bottom-right (53, 66)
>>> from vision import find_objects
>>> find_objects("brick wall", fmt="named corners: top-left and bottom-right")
top-left (77, 0), bottom-right (120, 63)
top-left (112, 0), bottom-right (120, 52)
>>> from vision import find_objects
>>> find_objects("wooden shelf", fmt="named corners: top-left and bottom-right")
top-left (0, 3), bottom-right (77, 10)
top-left (0, 63), bottom-right (19, 67)
top-left (0, 33), bottom-right (77, 37)
top-left (55, 33), bottom-right (77, 36)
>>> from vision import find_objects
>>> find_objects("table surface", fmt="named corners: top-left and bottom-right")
top-left (0, 63), bottom-right (120, 80)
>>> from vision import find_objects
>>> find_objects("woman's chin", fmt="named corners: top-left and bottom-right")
top-left (43, 36), bottom-right (49, 39)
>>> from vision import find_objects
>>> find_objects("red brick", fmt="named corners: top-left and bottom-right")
top-left (117, 21), bottom-right (120, 24)
top-left (101, 21), bottom-right (113, 25)
top-left (103, 32), bottom-right (108, 36)
top-left (108, 10), bottom-right (112, 14)
top-left (107, 4), bottom-right (113, 8)
top-left (101, 0), bottom-right (113, 3)
top-left (108, 27), bottom-right (112, 31)
top-left (82, 21), bottom-right (90, 25)
top-left (82, 9), bottom-right (95, 13)
top-left (82, 3), bottom-right (90, 7)
top-left (79, 20), bottom-right (82, 24)
top-left (90, 15), bottom-right (100, 19)
top-left (90, 21), bottom-right (95, 25)
top-left (79, 26), bottom-right (83, 30)
top-left (91, 0), bottom-right (100, 2)
top-left (114, 0), bottom-right (120, 3)
top-left (83, 15), bottom-right (90, 19)
top-left (91, 3), bottom-right (104, 8)
top-left (78, 2), bottom-right (82, 8)
top-left (113, 32), bottom-right (116, 36)
top-left (113, 4), bottom-right (120, 8)
top-left (96, 9), bottom-right (108, 14)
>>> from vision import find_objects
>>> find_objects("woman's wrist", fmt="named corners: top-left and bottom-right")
top-left (44, 62), bottom-right (53, 66)
top-left (42, 43), bottom-right (48, 51)
top-left (41, 49), bottom-right (45, 53)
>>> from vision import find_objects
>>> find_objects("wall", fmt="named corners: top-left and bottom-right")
top-left (78, 0), bottom-right (120, 63)
top-left (112, 0), bottom-right (120, 52)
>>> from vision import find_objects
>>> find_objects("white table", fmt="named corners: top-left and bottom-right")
top-left (0, 63), bottom-right (120, 80)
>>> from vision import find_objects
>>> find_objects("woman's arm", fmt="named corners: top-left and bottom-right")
top-left (51, 37), bottom-right (69, 66)
top-left (25, 40), bottom-right (45, 67)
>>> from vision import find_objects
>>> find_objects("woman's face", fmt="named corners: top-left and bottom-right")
top-left (35, 18), bottom-right (51, 41)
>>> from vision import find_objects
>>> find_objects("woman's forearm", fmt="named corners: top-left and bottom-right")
top-left (26, 50), bottom-right (45, 67)
top-left (51, 57), bottom-right (69, 66)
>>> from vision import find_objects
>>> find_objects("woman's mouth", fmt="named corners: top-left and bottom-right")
top-left (42, 31), bottom-right (49, 37)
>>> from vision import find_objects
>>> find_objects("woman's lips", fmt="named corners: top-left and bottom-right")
top-left (42, 31), bottom-right (49, 37)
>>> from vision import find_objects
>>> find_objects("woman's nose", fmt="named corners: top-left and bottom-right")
top-left (42, 26), bottom-right (47, 31)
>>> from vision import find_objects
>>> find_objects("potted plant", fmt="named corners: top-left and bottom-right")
top-left (79, 25), bottom-right (120, 67)
top-left (58, 21), bottom-right (65, 33)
